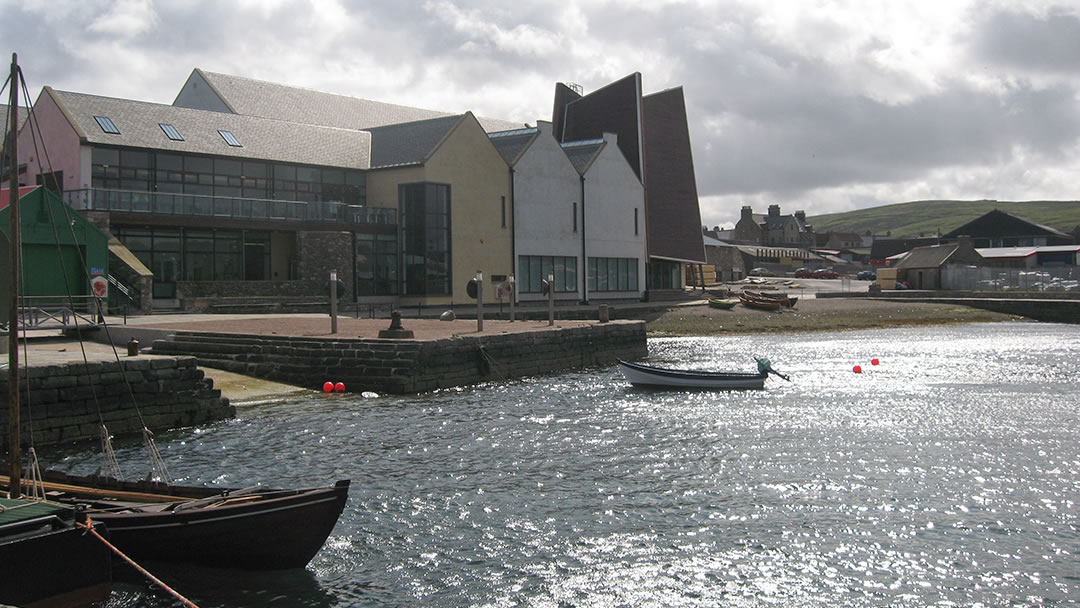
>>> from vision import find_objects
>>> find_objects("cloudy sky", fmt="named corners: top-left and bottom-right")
top-left (4, 0), bottom-right (1079, 228)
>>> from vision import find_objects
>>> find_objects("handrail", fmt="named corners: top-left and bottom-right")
top-left (62, 188), bottom-right (397, 226)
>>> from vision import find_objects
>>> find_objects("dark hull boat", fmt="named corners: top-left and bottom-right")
top-left (3, 473), bottom-right (349, 570)
top-left (0, 498), bottom-right (112, 607)
top-left (618, 360), bottom-right (769, 390)
top-left (738, 292), bottom-right (783, 311)
top-left (708, 298), bottom-right (738, 309)
top-left (744, 290), bottom-right (798, 307)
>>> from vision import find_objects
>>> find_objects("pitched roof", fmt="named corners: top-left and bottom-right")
top-left (49, 88), bottom-right (371, 169)
top-left (488, 127), bottom-right (538, 165)
top-left (182, 69), bottom-right (524, 134)
top-left (366, 114), bottom-right (463, 168)
top-left (945, 208), bottom-right (1071, 239)
top-left (561, 138), bottom-right (604, 175)
top-left (893, 243), bottom-right (960, 269)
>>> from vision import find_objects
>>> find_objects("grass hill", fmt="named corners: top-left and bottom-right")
top-left (809, 200), bottom-right (1080, 238)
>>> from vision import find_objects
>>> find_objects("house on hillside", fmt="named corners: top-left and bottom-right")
top-left (943, 209), bottom-right (1073, 247)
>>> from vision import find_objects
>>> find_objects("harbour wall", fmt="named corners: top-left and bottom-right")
top-left (0, 356), bottom-right (235, 448)
top-left (148, 320), bottom-right (648, 394)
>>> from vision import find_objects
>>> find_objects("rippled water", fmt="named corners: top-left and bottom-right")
top-left (47, 321), bottom-right (1080, 607)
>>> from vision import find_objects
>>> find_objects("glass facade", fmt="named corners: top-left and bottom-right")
top-left (115, 227), bottom-right (284, 296)
top-left (400, 182), bottom-right (451, 296)
top-left (355, 233), bottom-right (399, 296)
top-left (91, 147), bottom-right (366, 205)
top-left (518, 255), bottom-right (577, 293)
top-left (648, 259), bottom-right (682, 290)
top-left (588, 257), bottom-right (639, 292)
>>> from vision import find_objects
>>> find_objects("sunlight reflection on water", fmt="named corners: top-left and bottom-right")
top-left (46, 321), bottom-right (1080, 607)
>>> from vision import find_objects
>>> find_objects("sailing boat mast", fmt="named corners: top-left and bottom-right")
top-left (7, 52), bottom-right (21, 499)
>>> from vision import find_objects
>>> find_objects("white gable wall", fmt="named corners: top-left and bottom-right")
top-left (512, 122), bottom-right (584, 301)
top-left (583, 133), bottom-right (647, 299)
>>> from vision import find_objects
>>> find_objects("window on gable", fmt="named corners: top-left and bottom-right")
top-left (94, 116), bottom-right (120, 134)
top-left (218, 130), bottom-right (242, 147)
top-left (159, 123), bottom-right (184, 141)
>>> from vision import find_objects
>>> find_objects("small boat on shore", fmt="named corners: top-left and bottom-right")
top-left (708, 298), bottom-right (738, 309)
top-left (618, 358), bottom-right (788, 390)
top-left (744, 290), bottom-right (798, 307)
top-left (739, 292), bottom-right (783, 311)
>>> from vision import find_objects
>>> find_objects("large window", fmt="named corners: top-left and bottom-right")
top-left (355, 233), bottom-right (399, 296)
top-left (91, 148), bottom-right (366, 205)
top-left (588, 257), bottom-right (639, 292)
top-left (115, 227), bottom-right (281, 289)
top-left (648, 259), bottom-right (681, 290)
top-left (400, 183), bottom-right (451, 296)
top-left (519, 255), bottom-right (577, 293)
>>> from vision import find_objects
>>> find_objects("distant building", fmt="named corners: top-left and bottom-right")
top-left (892, 236), bottom-right (984, 289)
top-left (732, 205), bottom-right (813, 248)
top-left (943, 209), bottom-right (1073, 247)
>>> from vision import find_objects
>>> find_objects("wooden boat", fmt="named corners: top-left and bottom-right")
top-left (744, 290), bottom-right (798, 307)
top-left (2, 472), bottom-right (350, 570)
top-left (0, 497), bottom-right (113, 607)
top-left (618, 358), bottom-right (787, 390)
top-left (739, 292), bottom-right (783, 311)
top-left (708, 297), bottom-right (738, 309)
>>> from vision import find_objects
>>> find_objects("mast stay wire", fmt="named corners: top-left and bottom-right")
top-left (13, 67), bottom-right (172, 484)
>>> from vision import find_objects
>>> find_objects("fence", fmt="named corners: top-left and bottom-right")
top-left (942, 265), bottom-right (1080, 292)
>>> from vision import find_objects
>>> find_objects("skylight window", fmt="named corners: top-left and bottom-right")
top-left (94, 116), bottom-right (120, 134)
top-left (159, 123), bottom-right (184, 141)
top-left (218, 130), bottom-right (242, 147)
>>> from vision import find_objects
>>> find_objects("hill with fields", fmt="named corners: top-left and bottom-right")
top-left (809, 200), bottom-right (1080, 238)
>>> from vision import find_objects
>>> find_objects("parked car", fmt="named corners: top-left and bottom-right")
top-left (749, 267), bottom-right (776, 277)
top-left (856, 270), bottom-right (876, 280)
top-left (812, 268), bottom-right (839, 279)
top-left (794, 268), bottom-right (813, 278)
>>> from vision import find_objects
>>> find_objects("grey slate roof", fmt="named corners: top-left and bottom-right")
top-left (488, 127), bottom-right (538, 165)
top-left (51, 89), bottom-right (371, 169)
top-left (893, 243), bottom-right (960, 269)
top-left (187, 70), bottom-right (524, 134)
top-left (561, 139), bottom-right (604, 175)
top-left (366, 114), bottom-right (464, 168)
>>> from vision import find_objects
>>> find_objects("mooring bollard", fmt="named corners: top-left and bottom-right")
top-left (598, 304), bottom-right (609, 323)
top-left (127, 337), bottom-right (139, 356)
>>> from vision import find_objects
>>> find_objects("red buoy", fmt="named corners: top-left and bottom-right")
top-left (334, 382), bottom-right (346, 393)
top-left (853, 365), bottom-right (863, 374)
top-left (871, 358), bottom-right (880, 366)
top-left (323, 381), bottom-right (334, 393)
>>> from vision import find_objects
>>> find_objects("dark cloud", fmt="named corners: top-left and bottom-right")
top-left (971, 6), bottom-right (1080, 73)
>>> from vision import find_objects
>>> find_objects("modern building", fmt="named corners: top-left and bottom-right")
top-left (552, 74), bottom-right (705, 295)
top-left (15, 69), bottom-right (704, 311)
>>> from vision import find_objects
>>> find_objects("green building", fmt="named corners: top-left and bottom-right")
top-left (0, 186), bottom-right (109, 308)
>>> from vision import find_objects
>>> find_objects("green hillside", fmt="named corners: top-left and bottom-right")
top-left (809, 200), bottom-right (1080, 238)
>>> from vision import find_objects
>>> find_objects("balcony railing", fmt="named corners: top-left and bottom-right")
top-left (62, 188), bottom-right (397, 225)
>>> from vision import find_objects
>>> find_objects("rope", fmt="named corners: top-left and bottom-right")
top-left (477, 344), bottom-right (509, 379)
top-left (26, 447), bottom-right (45, 500)
top-left (100, 424), bottom-right (124, 481)
top-left (77, 517), bottom-right (200, 608)
top-left (143, 428), bottom-right (173, 486)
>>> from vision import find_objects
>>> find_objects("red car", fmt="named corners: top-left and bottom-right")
top-left (794, 268), bottom-right (813, 278)
top-left (812, 268), bottom-right (839, 279)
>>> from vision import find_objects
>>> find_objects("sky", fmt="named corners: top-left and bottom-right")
top-left (3, 0), bottom-right (1079, 229)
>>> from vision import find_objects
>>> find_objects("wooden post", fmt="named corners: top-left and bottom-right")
top-left (547, 272), bottom-right (555, 326)
top-left (329, 270), bottom-right (338, 334)
top-left (7, 53), bottom-right (22, 499)
top-left (508, 274), bottom-right (515, 322)
top-left (476, 270), bottom-right (483, 332)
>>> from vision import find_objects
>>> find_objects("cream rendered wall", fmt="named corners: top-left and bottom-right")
top-left (424, 114), bottom-right (512, 304)
top-left (17, 89), bottom-right (86, 194)
top-left (512, 122), bottom-right (583, 302)
top-left (365, 113), bottom-right (511, 305)
top-left (583, 133), bottom-right (647, 299)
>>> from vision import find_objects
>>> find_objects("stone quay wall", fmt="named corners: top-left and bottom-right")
top-left (149, 320), bottom-right (647, 394)
top-left (0, 356), bottom-right (235, 448)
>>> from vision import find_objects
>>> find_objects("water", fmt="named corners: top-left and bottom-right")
top-left (46, 321), bottom-right (1080, 607)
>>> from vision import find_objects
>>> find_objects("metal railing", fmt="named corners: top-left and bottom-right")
top-left (942, 265), bottom-right (1080, 292)
top-left (9, 296), bottom-right (101, 331)
top-left (62, 188), bottom-right (397, 225)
